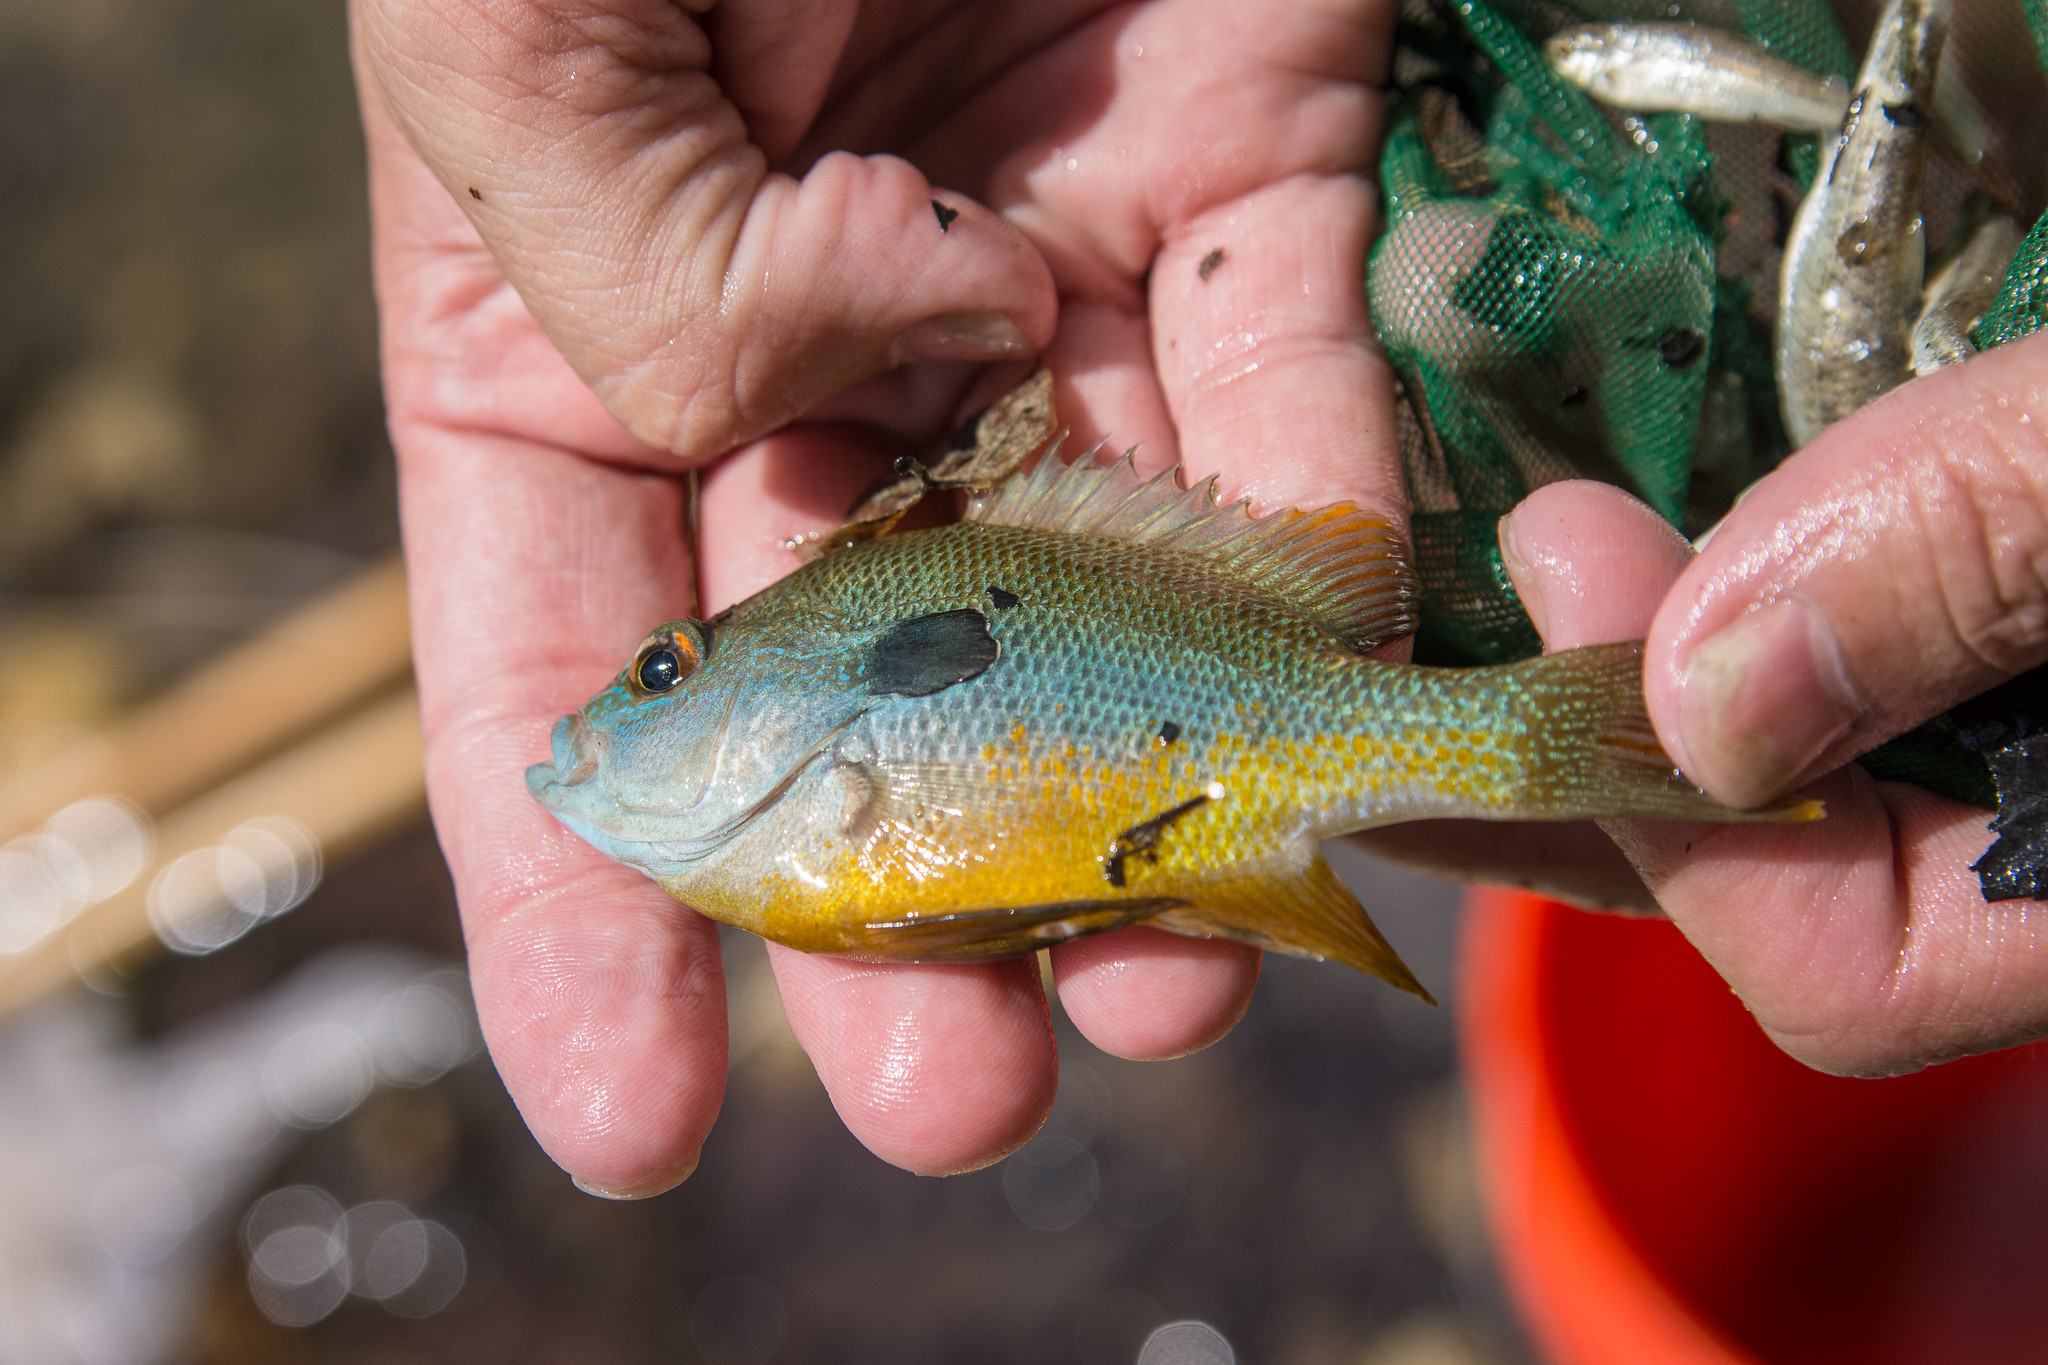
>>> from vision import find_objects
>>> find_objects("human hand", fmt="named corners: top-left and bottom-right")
top-left (350, 0), bottom-right (1399, 1192)
top-left (1496, 331), bottom-right (2048, 1076)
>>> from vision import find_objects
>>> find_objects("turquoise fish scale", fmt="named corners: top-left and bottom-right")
top-left (771, 523), bottom-right (1719, 836)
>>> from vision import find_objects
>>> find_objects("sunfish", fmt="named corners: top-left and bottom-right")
top-left (528, 453), bottom-right (1817, 997)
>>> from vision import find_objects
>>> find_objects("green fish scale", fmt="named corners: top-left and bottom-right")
top-left (739, 522), bottom-right (1571, 836)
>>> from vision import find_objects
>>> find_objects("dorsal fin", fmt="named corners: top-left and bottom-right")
top-left (966, 451), bottom-right (1420, 652)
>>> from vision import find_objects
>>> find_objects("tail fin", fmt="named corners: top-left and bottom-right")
top-left (1484, 642), bottom-right (1823, 824)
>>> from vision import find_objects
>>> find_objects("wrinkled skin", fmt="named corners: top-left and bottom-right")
top-left (353, 0), bottom-right (2048, 1197)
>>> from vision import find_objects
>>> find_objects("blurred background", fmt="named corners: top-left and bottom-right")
top-left (0, 2), bottom-right (1531, 1362)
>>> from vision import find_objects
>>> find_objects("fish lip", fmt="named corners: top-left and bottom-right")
top-left (524, 760), bottom-right (561, 800)
top-left (526, 714), bottom-right (603, 811)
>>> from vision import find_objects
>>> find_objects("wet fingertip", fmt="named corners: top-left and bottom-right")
top-left (1053, 932), bottom-right (1261, 1061)
top-left (776, 953), bottom-right (1060, 1176)
top-left (865, 1068), bottom-right (1057, 1178)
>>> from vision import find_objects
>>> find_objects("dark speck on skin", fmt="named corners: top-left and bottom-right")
top-left (1657, 328), bottom-right (1705, 369)
top-left (1198, 248), bottom-right (1226, 281)
top-left (1156, 720), bottom-right (1181, 746)
top-left (1561, 385), bottom-right (1587, 406)
top-left (1105, 794), bottom-right (1209, 888)
top-left (932, 200), bottom-right (959, 232)
top-left (987, 586), bottom-right (1020, 610)
top-left (468, 186), bottom-right (483, 201)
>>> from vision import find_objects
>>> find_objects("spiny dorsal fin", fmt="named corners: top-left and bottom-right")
top-left (966, 451), bottom-right (1419, 653)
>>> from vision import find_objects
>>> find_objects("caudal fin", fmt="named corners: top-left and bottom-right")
top-left (1488, 641), bottom-right (1823, 824)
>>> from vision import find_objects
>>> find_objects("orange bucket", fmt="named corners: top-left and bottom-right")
top-left (1458, 888), bottom-right (2048, 1365)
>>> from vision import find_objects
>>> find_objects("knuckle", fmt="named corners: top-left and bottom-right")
top-left (1922, 421), bottom-right (2048, 676)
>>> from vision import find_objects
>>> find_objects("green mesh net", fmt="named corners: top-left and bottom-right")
top-left (1978, 0), bottom-right (2048, 346)
top-left (1372, 0), bottom-right (2048, 849)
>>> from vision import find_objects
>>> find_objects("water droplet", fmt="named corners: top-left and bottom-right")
top-left (43, 797), bottom-right (152, 903)
top-left (365, 969), bottom-right (479, 1085)
top-left (1003, 1135), bottom-right (1099, 1231)
top-left (146, 816), bottom-right (320, 955)
top-left (1137, 1320), bottom-right (1236, 1365)
top-left (1042, 1062), bottom-right (1112, 1145)
top-left (243, 1188), bottom-right (350, 1327)
top-left (262, 1026), bottom-right (373, 1127)
top-left (380, 1222), bottom-right (466, 1318)
top-left (1097, 1131), bottom-right (1188, 1229)
top-left (0, 836), bottom-right (84, 953)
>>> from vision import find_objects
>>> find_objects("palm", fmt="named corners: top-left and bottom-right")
top-left (357, 0), bottom-right (1399, 1190)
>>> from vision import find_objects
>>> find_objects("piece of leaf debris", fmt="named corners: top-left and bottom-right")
top-left (1973, 733), bottom-right (2048, 900)
top-left (1943, 665), bottom-right (2048, 900)
top-left (932, 200), bottom-right (960, 232)
top-left (1198, 248), bottom-right (1226, 281)
top-left (923, 366), bottom-right (1056, 489)
top-left (793, 368), bottom-right (1058, 560)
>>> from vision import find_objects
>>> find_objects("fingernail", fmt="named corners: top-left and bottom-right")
top-left (1676, 597), bottom-right (1862, 807)
top-left (1496, 512), bottom-right (1546, 629)
top-left (887, 312), bottom-right (1032, 365)
top-left (571, 1153), bottom-right (699, 1201)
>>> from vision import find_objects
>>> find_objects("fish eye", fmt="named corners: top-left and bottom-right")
top-left (638, 648), bottom-right (682, 692)
top-left (627, 621), bottom-right (707, 697)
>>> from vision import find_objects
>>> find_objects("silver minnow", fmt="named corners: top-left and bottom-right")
top-left (1776, 0), bottom-right (1950, 448)
top-left (1912, 214), bottom-right (2023, 375)
top-left (1544, 22), bottom-right (1850, 130)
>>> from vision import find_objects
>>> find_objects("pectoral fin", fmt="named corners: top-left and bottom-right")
top-left (858, 898), bottom-right (1181, 961)
top-left (1151, 856), bottom-right (1433, 1002)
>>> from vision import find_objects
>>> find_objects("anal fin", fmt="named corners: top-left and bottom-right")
top-left (1150, 856), bottom-right (1434, 1002)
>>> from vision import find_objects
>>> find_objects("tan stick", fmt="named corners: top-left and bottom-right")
top-left (0, 689), bottom-right (426, 1018)
top-left (1, 553), bottom-right (411, 842)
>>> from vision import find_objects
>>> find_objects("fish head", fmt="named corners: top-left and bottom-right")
top-left (524, 614), bottom-right (871, 882)
top-left (1543, 29), bottom-right (1605, 83)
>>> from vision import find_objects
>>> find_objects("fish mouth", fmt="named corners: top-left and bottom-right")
top-left (525, 714), bottom-right (600, 802)
top-left (525, 707), bottom-right (869, 871)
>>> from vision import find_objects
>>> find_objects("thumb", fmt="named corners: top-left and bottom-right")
top-left (353, 0), bottom-right (1055, 459)
top-left (1646, 331), bottom-right (2048, 808)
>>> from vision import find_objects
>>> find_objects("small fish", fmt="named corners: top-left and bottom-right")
top-left (1911, 214), bottom-right (2023, 375)
top-left (1544, 22), bottom-right (1850, 130)
top-left (528, 454), bottom-right (1818, 997)
top-left (1776, 0), bottom-right (1950, 448)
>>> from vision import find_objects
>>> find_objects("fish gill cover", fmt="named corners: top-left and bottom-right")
top-left (1369, 0), bottom-right (2048, 897)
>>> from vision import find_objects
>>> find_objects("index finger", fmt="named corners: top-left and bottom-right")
top-left (1151, 172), bottom-right (1405, 523)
